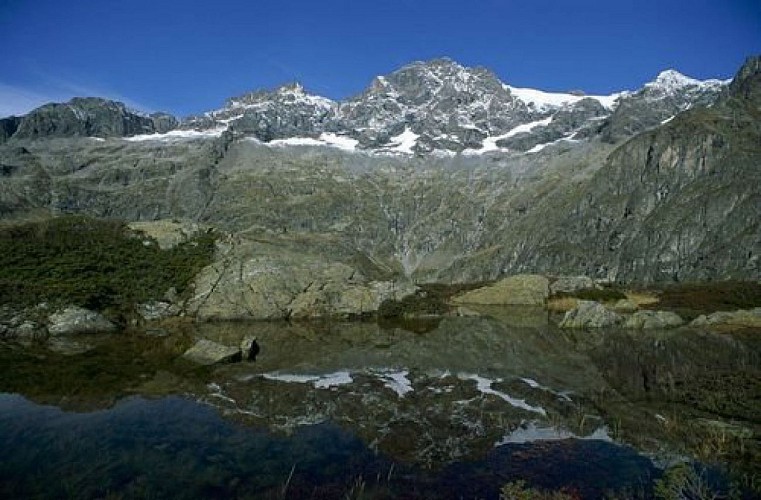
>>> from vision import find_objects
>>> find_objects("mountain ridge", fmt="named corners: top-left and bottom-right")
top-left (0, 58), bottom-right (730, 156)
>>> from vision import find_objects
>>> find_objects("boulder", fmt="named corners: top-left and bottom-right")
top-left (182, 339), bottom-right (242, 365)
top-left (240, 335), bottom-right (260, 361)
top-left (690, 308), bottom-right (761, 329)
top-left (137, 300), bottom-right (181, 321)
top-left (451, 274), bottom-right (549, 306)
top-left (48, 306), bottom-right (117, 335)
top-left (549, 276), bottom-right (596, 295)
top-left (624, 310), bottom-right (684, 329)
top-left (559, 301), bottom-right (623, 329)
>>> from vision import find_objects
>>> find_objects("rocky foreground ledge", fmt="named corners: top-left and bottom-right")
top-left (2, 264), bottom-right (759, 342)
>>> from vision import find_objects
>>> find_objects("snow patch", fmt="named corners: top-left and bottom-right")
top-left (458, 373), bottom-right (546, 415)
top-left (319, 132), bottom-right (359, 151)
top-left (383, 127), bottom-right (419, 154)
top-left (462, 116), bottom-right (554, 155)
top-left (496, 421), bottom-right (612, 446)
top-left (266, 132), bottom-right (358, 151)
top-left (262, 371), bottom-right (353, 389)
top-left (268, 137), bottom-right (326, 148)
top-left (124, 127), bottom-right (226, 142)
top-left (520, 377), bottom-right (572, 401)
top-left (506, 85), bottom-right (621, 110)
top-left (372, 369), bottom-right (414, 397)
top-left (525, 135), bottom-right (580, 154)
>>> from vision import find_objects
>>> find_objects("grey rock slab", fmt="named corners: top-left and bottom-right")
top-left (559, 301), bottom-right (623, 329)
top-left (182, 339), bottom-right (242, 365)
top-left (48, 306), bottom-right (117, 335)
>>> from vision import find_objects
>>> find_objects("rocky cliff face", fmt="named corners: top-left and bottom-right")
top-left (0, 56), bottom-right (757, 288)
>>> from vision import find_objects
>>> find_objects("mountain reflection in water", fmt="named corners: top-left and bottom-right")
top-left (0, 394), bottom-right (656, 499)
top-left (1, 307), bottom-right (759, 498)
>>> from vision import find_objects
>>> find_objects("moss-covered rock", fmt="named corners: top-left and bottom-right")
top-left (623, 310), bottom-right (683, 329)
top-left (451, 274), bottom-right (549, 306)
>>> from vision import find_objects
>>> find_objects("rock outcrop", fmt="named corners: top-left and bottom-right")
top-left (136, 301), bottom-right (181, 321)
top-left (559, 301), bottom-right (623, 329)
top-left (690, 308), bottom-right (761, 329)
top-left (184, 236), bottom-right (415, 320)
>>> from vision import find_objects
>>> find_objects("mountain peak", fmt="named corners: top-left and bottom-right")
top-left (650, 69), bottom-right (700, 89)
top-left (225, 82), bottom-right (334, 111)
top-left (645, 69), bottom-right (728, 95)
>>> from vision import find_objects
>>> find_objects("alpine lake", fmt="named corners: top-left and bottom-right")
top-left (2, 307), bottom-right (760, 499)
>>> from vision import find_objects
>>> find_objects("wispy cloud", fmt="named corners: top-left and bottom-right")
top-left (29, 71), bottom-right (155, 113)
top-left (0, 75), bottom-right (154, 118)
top-left (0, 83), bottom-right (66, 117)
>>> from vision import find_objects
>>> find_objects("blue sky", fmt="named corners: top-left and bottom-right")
top-left (1, 0), bottom-right (759, 117)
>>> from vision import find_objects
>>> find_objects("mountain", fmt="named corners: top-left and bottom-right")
top-left (0, 98), bottom-right (177, 141)
top-left (0, 56), bottom-right (757, 302)
top-left (175, 58), bottom-right (726, 156)
top-left (1, 58), bottom-right (727, 156)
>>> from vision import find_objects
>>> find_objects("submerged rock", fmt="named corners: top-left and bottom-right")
top-left (48, 306), bottom-right (117, 335)
top-left (451, 274), bottom-right (549, 306)
top-left (559, 301), bottom-right (623, 329)
top-left (45, 337), bottom-right (94, 355)
top-left (624, 310), bottom-right (684, 329)
top-left (182, 339), bottom-right (242, 365)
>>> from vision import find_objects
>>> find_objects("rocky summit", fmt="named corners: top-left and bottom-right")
top-left (0, 55), bottom-right (759, 315)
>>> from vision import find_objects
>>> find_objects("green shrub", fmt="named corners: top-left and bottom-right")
top-left (645, 281), bottom-right (761, 319)
top-left (500, 480), bottom-right (577, 500)
top-left (0, 216), bottom-right (215, 314)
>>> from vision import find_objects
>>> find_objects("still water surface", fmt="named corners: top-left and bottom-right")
top-left (1, 307), bottom-right (759, 498)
